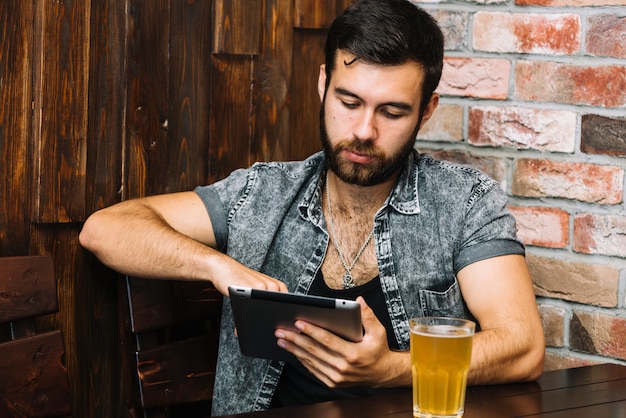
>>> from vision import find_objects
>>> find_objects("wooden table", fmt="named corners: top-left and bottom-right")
top-left (220, 363), bottom-right (626, 417)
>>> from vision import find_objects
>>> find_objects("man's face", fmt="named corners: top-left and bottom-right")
top-left (318, 50), bottom-right (438, 186)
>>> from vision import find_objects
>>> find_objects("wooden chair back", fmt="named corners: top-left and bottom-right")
top-left (0, 255), bottom-right (71, 418)
top-left (120, 276), bottom-right (223, 418)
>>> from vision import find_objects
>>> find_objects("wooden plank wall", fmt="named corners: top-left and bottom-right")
top-left (0, 0), bottom-right (355, 416)
top-left (0, 1), bottom-right (33, 256)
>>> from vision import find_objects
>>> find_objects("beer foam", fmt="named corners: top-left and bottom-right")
top-left (412, 325), bottom-right (473, 338)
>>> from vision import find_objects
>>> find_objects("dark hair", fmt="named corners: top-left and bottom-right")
top-left (324, 0), bottom-right (444, 113)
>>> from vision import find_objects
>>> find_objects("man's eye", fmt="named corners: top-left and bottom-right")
top-left (341, 101), bottom-right (359, 109)
top-left (382, 110), bottom-right (403, 119)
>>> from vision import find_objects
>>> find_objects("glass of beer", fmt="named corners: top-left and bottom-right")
top-left (410, 317), bottom-right (475, 418)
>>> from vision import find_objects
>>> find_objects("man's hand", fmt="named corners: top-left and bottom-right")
top-left (208, 252), bottom-right (288, 296)
top-left (274, 297), bottom-right (411, 388)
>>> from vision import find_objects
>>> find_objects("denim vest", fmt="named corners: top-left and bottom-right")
top-left (194, 151), bottom-right (524, 416)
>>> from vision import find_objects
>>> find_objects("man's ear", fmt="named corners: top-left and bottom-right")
top-left (317, 64), bottom-right (327, 102)
top-left (419, 93), bottom-right (439, 129)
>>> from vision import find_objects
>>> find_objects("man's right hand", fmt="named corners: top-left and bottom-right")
top-left (208, 252), bottom-right (288, 295)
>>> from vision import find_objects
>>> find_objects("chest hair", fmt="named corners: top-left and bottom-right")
top-left (321, 212), bottom-right (380, 289)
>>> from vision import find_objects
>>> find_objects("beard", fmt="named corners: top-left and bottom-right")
top-left (319, 103), bottom-right (422, 187)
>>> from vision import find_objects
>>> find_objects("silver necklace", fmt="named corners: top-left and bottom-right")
top-left (325, 172), bottom-right (374, 289)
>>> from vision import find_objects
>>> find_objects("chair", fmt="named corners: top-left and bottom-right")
top-left (120, 276), bottom-right (223, 418)
top-left (0, 255), bottom-right (71, 418)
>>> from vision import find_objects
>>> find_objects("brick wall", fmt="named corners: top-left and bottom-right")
top-left (414, 0), bottom-right (626, 370)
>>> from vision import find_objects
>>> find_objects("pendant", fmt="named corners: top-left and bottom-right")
top-left (342, 271), bottom-right (355, 289)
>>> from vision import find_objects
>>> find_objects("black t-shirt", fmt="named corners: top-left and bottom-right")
top-left (270, 271), bottom-right (404, 408)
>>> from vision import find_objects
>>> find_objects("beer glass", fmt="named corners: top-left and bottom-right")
top-left (410, 317), bottom-right (475, 418)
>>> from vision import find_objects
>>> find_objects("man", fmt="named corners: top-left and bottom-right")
top-left (79, 0), bottom-right (545, 415)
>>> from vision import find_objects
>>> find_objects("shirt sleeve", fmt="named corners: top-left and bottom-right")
top-left (454, 178), bottom-right (525, 274)
top-left (193, 167), bottom-right (252, 252)
top-left (194, 186), bottom-right (228, 251)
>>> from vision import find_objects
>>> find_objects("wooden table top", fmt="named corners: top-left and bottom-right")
top-left (220, 363), bottom-right (626, 418)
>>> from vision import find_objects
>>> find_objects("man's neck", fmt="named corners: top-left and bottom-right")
top-left (327, 171), bottom-right (397, 217)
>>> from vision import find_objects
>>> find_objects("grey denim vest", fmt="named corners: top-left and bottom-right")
top-left (194, 151), bottom-right (524, 416)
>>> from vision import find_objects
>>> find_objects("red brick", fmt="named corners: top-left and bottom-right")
top-left (574, 213), bottom-right (626, 258)
top-left (430, 10), bottom-right (469, 51)
top-left (517, 0), bottom-right (626, 6)
top-left (581, 114), bottom-right (626, 157)
top-left (469, 106), bottom-right (576, 153)
top-left (509, 206), bottom-right (569, 248)
top-left (539, 304), bottom-right (565, 347)
top-left (570, 311), bottom-right (626, 360)
top-left (512, 159), bottom-right (624, 204)
top-left (420, 149), bottom-right (507, 184)
top-left (473, 12), bottom-right (581, 55)
top-left (515, 61), bottom-right (626, 108)
top-left (415, 0), bottom-right (508, 3)
top-left (587, 15), bottom-right (626, 58)
top-left (438, 57), bottom-right (510, 100)
top-left (418, 104), bottom-right (464, 142)
top-left (543, 352), bottom-right (599, 372)
top-left (527, 254), bottom-right (619, 307)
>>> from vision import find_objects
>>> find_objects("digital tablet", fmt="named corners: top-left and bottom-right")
top-left (228, 286), bottom-right (363, 362)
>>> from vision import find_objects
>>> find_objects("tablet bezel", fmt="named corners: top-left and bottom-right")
top-left (228, 286), bottom-right (363, 362)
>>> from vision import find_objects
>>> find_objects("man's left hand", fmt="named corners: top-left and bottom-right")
top-left (274, 297), bottom-right (411, 388)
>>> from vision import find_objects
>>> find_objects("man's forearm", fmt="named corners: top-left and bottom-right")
top-left (468, 327), bottom-right (544, 385)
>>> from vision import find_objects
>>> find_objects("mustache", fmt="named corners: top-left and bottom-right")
top-left (335, 139), bottom-right (385, 159)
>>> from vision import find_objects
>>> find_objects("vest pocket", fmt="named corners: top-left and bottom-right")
top-left (418, 277), bottom-right (465, 318)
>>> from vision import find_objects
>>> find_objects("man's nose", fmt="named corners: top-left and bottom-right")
top-left (353, 110), bottom-right (377, 142)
